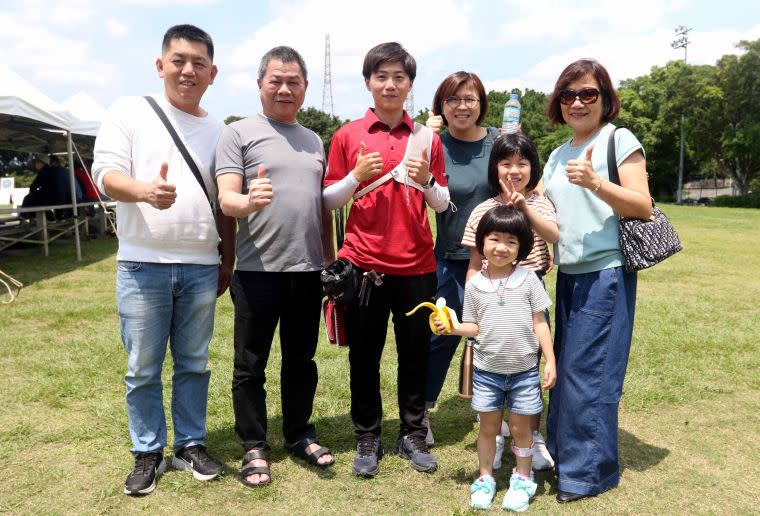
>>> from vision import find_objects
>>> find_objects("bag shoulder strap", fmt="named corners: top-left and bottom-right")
top-left (352, 122), bottom-right (433, 200)
top-left (607, 126), bottom-right (620, 186)
top-left (144, 96), bottom-right (211, 205)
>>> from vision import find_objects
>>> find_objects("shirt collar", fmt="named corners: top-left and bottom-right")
top-left (468, 266), bottom-right (531, 293)
top-left (362, 108), bottom-right (415, 132)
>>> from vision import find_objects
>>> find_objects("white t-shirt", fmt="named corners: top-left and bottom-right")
top-left (463, 266), bottom-right (552, 374)
top-left (93, 95), bottom-right (224, 264)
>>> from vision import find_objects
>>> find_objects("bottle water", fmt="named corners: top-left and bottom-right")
top-left (501, 93), bottom-right (521, 134)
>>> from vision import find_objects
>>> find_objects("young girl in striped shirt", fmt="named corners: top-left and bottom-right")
top-left (434, 205), bottom-right (556, 511)
top-left (461, 133), bottom-right (559, 475)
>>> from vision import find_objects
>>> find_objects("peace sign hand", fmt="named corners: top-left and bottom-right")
top-left (499, 177), bottom-right (526, 211)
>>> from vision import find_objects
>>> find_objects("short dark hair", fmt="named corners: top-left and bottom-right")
top-left (258, 46), bottom-right (308, 81)
top-left (362, 42), bottom-right (416, 81)
top-left (546, 58), bottom-right (619, 124)
top-left (162, 24), bottom-right (214, 61)
top-left (487, 133), bottom-right (542, 195)
top-left (475, 205), bottom-right (534, 262)
top-left (432, 71), bottom-right (488, 126)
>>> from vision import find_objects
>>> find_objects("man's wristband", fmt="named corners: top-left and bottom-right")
top-left (592, 178), bottom-right (603, 193)
top-left (422, 175), bottom-right (436, 190)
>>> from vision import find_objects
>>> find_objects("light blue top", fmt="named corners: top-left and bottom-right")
top-left (543, 123), bottom-right (644, 274)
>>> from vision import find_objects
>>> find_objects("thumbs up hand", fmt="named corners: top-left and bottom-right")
top-left (565, 144), bottom-right (600, 190)
top-left (145, 162), bottom-right (177, 209)
top-left (352, 141), bottom-right (384, 182)
top-left (426, 110), bottom-right (443, 134)
top-left (247, 164), bottom-right (273, 212)
top-left (406, 147), bottom-right (431, 186)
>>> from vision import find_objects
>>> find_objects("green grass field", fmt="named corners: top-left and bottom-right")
top-left (0, 205), bottom-right (758, 514)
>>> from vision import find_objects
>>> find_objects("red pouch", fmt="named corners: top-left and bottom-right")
top-left (322, 299), bottom-right (349, 347)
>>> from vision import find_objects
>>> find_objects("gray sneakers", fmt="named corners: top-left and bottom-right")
top-left (352, 435), bottom-right (383, 478)
top-left (395, 434), bottom-right (438, 473)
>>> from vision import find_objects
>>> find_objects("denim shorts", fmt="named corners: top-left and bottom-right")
top-left (471, 366), bottom-right (543, 415)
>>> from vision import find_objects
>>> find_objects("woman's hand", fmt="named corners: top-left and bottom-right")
top-left (565, 145), bottom-right (601, 191)
top-left (426, 111), bottom-right (444, 134)
top-left (542, 361), bottom-right (556, 390)
top-left (353, 141), bottom-right (384, 182)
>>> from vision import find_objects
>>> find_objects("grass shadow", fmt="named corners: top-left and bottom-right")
top-left (619, 428), bottom-right (669, 472)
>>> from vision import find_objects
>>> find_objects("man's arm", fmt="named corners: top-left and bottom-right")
top-left (217, 166), bottom-right (272, 219)
top-left (321, 207), bottom-right (335, 266)
top-left (216, 209), bottom-right (236, 296)
top-left (101, 162), bottom-right (177, 210)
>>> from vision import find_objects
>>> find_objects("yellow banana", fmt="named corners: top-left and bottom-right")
top-left (406, 297), bottom-right (460, 335)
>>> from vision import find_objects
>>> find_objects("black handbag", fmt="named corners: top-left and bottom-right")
top-left (607, 128), bottom-right (682, 272)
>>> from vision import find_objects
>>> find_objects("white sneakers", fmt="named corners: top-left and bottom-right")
top-left (493, 434), bottom-right (506, 470)
top-left (531, 431), bottom-right (555, 471)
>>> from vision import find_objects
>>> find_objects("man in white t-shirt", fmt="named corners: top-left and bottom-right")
top-left (92, 24), bottom-right (235, 496)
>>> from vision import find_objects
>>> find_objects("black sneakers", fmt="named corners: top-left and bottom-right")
top-left (395, 434), bottom-right (438, 473)
top-left (352, 435), bottom-right (383, 478)
top-left (124, 452), bottom-right (166, 496)
top-left (172, 445), bottom-right (224, 481)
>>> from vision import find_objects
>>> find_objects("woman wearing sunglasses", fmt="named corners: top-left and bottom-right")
top-left (542, 59), bottom-right (652, 503)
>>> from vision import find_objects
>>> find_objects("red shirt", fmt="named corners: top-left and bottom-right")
top-left (325, 109), bottom-right (447, 275)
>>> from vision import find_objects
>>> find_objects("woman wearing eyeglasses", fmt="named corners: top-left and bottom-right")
top-left (542, 59), bottom-right (652, 503)
top-left (422, 72), bottom-right (498, 441)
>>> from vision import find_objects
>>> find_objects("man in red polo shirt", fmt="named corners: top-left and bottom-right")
top-left (323, 41), bottom-right (450, 478)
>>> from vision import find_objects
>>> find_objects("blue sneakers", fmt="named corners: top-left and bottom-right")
top-left (502, 470), bottom-right (537, 512)
top-left (470, 475), bottom-right (497, 509)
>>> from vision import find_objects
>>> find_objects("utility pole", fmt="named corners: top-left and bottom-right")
top-left (322, 33), bottom-right (334, 116)
top-left (672, 25), bottom-right (691, 203)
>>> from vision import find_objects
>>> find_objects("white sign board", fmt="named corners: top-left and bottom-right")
top-left (0, 177), bottom-right (14, 205)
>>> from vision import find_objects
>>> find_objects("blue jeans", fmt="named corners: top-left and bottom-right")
top-left (425, 259), bottom-right (468, 406)
top-left (471, 367), bottom-right (542, 415)
top-left (547, 266), bottom-right (637, 496)
top-left (116, 261), bottom-right (218, 454)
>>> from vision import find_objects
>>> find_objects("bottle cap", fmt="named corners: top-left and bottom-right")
top-left (510, 93), bottom-right (519, 99)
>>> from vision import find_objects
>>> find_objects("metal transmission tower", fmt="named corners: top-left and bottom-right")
top-left (404, 87), bottom-right (414, 116)
top-left (321, 33), bottom-right (334, 116)
top-left (671, 25), bottom-right (691, 203)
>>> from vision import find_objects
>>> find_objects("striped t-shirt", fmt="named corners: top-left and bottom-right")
top-left (463, 266), bottom-right (552, 375)
top-left (461, 193), bottom-right (557, 272)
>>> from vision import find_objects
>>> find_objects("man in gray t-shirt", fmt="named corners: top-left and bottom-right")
top-left (216, 46), bottom-right (336, 487)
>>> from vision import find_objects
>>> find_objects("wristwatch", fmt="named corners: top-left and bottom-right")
top-left (422, 175), bottom-right (436, 190)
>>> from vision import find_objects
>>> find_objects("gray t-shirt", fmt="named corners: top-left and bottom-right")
top-left (216, 113), bottom-right (325, 272)
top-left (434, 127), bottom-right (498, 261)
top-left (463, 266), bottom-right (552, 374)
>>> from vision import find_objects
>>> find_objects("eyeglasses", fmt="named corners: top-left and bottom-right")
top-left (444, 96), bottom-right (480, 108)
top-left (559, 87), bottom-right (600, 105)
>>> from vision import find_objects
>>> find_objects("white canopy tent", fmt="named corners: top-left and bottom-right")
top-left (0, 66), bottom-right (106, 260)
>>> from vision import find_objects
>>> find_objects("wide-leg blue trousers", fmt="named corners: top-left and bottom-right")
top-left (547, 266), bottom-right (637, 495)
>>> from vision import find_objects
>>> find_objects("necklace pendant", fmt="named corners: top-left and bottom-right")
top-left (497, 300), bottom-right (506, 306)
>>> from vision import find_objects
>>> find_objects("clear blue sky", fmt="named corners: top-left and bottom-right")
top-left (2, 0), bottom-right (758, 121)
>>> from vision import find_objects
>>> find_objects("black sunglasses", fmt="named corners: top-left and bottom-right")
top-left (559, 87), bottom-right (600, 105)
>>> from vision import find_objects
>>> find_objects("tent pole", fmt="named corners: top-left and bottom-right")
top-left (67, 130), bottom-right (81, 261)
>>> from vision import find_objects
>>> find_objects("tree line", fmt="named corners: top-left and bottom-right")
top-left (229, 37), bottom-right (757, 200)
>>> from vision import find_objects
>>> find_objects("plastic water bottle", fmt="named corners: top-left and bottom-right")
top-left (501, 93), bottom-right (521, 134)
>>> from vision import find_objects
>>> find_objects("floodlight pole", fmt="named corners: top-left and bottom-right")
top-left (672, 25), bottom-right (691, 203)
